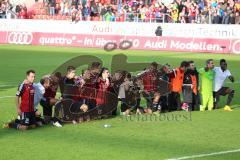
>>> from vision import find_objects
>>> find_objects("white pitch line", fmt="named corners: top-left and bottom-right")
top-left (226, 81), bottom-right (240, 84)
top-left (166, 149), bottom-right (240, 160)
top-left (0, 96), bottom-right (15, 99)
top-left (0, 83), bottom-right (18, 87)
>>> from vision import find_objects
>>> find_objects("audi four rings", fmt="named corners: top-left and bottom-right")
top-left (8, 32), bottom-right (33, 45)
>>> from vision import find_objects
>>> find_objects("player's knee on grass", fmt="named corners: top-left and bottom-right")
top-left (146, 108), bottom-right (153, 114)
top-left (44, 116), bottom-right (52, 124)
top-left (18, 125), bottom-right (28, 131)
top-left (124, 108), bottom-right (131, 115)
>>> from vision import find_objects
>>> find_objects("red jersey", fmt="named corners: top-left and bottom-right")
top-left (142, 70), bottom-right (158, 92)
top-left (96, 78), bottom-right (110, 106)
top-left (16, 83), bottom-right (35, 112)
top-left (44, 87), bottom-right (57, 98)
top-left (81, 72), bottom-right (98, 100)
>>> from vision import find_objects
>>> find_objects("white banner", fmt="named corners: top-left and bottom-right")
top-left (0, 19), bottom-right (240, 39)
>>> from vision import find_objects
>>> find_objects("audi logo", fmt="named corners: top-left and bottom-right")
top-left (8, 32), bottom-right (33, 45)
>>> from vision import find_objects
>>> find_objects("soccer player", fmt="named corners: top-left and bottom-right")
top-left (62, 66), bottom-right (77, 99)
top-left (15, 70), bottom-right (36, 130)
top-left (33, 75), bottom-right (51, 126)
top-left (213, 59), bottom-right (235, 111)
top-left (158, 64), bottom-right (172, 112)
top-left (199, 59), bottom-right (215, 111)
top-left (4, 74), bottom-right (51, 129)
top-left (34, 76), bottom-right (50, 112)
top-left (81, 62), bottom-right (102, 110)
top-left (119, 72), bottom-right (133, 115)
top-left (169, 61), bottom-right (188, 111)
top-left (138, 62), bottom-right (160, 113)
top-left (40, 73), bottom-right (62, 127)
top-left (63, 66), bottom-right (76, 85)
top-left (96, 67), bottom-right (111, 107)
top-left (182, 61), bottom-right (199, 111)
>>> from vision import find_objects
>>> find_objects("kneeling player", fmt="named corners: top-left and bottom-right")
top-left (13, 70), bottom-right (36, 130)
top-left (138, 62), bottom-right (160, 113)
top-left (213, 59), bottom-right (235, 111)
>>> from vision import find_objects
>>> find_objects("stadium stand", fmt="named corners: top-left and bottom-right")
top-left (0, 0), bottom-right (240, 24)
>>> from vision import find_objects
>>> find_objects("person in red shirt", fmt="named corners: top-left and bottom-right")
top-left (40, 73), bottom-right (61, 126)
top-left (18, 5), bottom-right (27, 19)
top-left (138, 62), bottom-right (160, 113)
top-left (80, 62), bottom-right (101, 109)
top-left (96, 67), bottom-right (110, 107)
top-left (15, 70), bottom-right (36, 130)
top-left (169, 61), bottom-right (189, 111)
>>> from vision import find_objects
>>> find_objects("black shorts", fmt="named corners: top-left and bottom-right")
top-left (20, 112), bottom-right (36, 126)
top-left (40, 98), bottom-right (53, 117)
top-left (214, 87), bottom-right (230, 97)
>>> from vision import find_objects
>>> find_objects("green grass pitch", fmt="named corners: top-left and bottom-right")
top-left (0, 44), bottom-right (240, 160)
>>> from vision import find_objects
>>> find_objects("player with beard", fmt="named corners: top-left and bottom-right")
top-left (33, 76), bottom-right (51, 126)
top-left (119, 72), bottom-right (134, 115)
top-left (138, 62), bottom-right (160, 114)
top-left (213, 59), bottom-right (235, 111)
top-left (199, 59), bottom-right (215, 111)
top-left (40, 73), bottom-right (63, 127)
top-left (182, 61), bottom-right (199, 111)
top-left (157, 64), bottom-right (173, 112)
top-left (80, 62), bottom-right (102, 110)
top-left (169, 61), bottom-right (188, 111)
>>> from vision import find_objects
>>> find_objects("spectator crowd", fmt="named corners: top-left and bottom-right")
top-left (1, 0), bottom-right (240, 24)
top-left (0, 0), bottom-right (28, 19)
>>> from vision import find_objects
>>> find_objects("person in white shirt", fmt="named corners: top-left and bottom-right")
top-left (33, 76), bottom-right (51, 126)
top-left (213, 59), bottom-right (235, 111)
